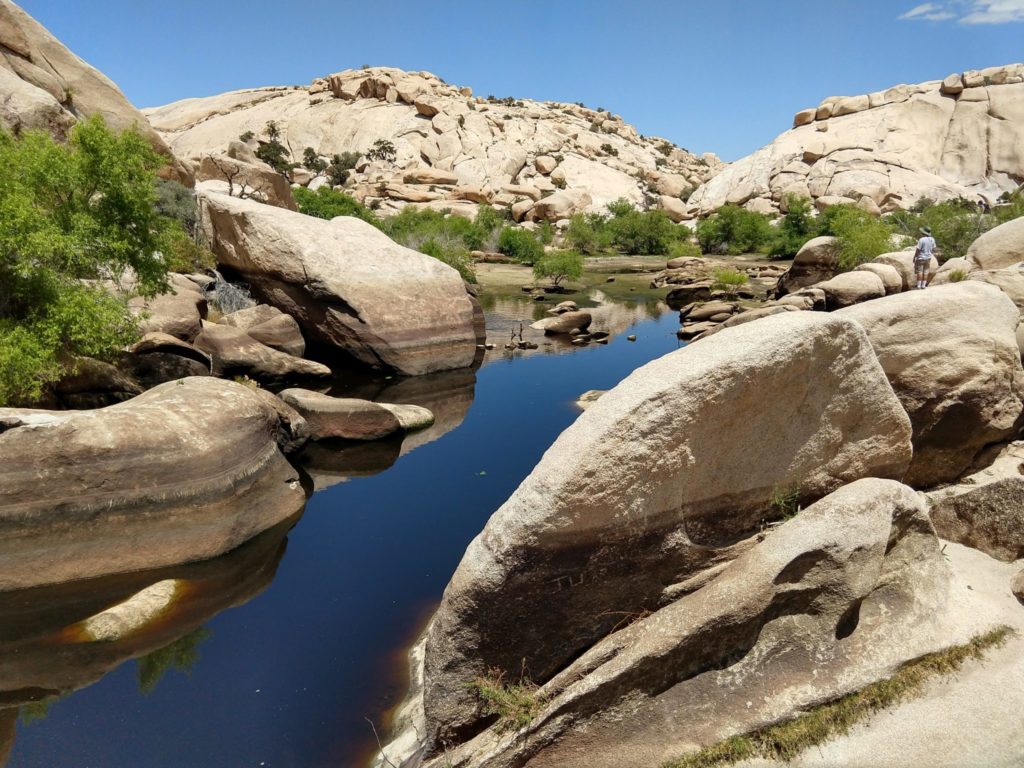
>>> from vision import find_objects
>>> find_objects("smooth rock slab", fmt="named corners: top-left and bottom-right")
top-left (816, 270), bottom-right (885, 309)
top-left (379, 403), bottom-right (435, 432)
top-left (194, 323), bottom-right (329, 384)
top-left (0, 378), bottom-right (307, 591)
top-left (422, 311), bottom-right (912, 742)
top-left (967, 216), bottom-right (1024, 271)
top-left (278, 389), bottom-right (401, 441)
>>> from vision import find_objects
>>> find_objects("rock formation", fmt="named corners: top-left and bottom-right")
top-left (410, 479), bottom-right (959, 768)
top-left (199, 191), bottom-right (479, 375)
top-left (0, 377), bottom-right (307, 591)
top-left (837, 282), bottom-right (1024, 487)
top-left (144, 67), bottom-right (721, 220)
top-left (689, 64), bottom-right (1024, 216)
top-left (0, 1), bottom-right (191, 184)
top-left (420, 311), bottom-right (912, 743)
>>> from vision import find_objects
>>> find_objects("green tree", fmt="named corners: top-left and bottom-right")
top-left (497, 227), bottom-right (544, 264)
top-left (0, 116), bottom-right (173, 405)
top-left (294, 186), bottom-right (381, 225)
top-left (366, 139), bottom-right (397, 163)
top-left (770, 195), bottom-right (817, 258)
top-left (325, 151), bottom-right (360, 186)
top-left (819, 204), bottom-right (893, 269)
top-left (696, 205), bottom-right (774, 255)
top-left (302, 147), bottom-right (327, 175)
top-left (255, 121), bottom-right (293, 175)
top-left (533, 250), bottom-right (583, 288)
top-left (564, 213), bottom-right (609, 255)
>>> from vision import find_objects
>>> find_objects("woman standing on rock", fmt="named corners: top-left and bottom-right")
top-left (914, 226), bottom-right (936, 289)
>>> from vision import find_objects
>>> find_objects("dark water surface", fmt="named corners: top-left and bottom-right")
top-left (4, 301), bottom-right (680, 768)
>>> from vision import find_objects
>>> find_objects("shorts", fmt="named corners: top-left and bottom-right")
top-left (914, 259), bottom-right (931, 274)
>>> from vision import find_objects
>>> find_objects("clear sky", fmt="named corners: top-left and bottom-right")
top-left (18, 0), bottom-right (1024, 161)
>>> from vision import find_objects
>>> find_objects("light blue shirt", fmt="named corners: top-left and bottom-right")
top-left (916, 236), bottom-right (936, 260)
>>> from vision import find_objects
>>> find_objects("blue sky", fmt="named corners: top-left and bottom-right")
top-left (19, 0), bottom-right (1024, 161)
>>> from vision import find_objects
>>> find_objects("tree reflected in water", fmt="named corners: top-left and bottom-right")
top-left (136, 627), bottom-right (212, 695)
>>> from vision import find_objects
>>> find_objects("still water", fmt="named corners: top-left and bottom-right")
top-left (3, 299), bottom-right (680, 768)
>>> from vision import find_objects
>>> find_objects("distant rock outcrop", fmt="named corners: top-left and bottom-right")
top-left (0, 1), bottom-right (192, 184)
top-left (690, 64), bottom-right (1024, 216)
top-left (145, 67), bottom-right (722, 220)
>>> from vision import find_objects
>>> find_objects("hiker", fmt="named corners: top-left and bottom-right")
top-left (914, 226), bottom-right (936, 289)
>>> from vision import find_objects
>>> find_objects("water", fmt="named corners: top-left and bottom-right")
top-left (2, 300), bottom-right (681, 768)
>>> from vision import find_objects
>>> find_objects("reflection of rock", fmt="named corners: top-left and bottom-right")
top-left (481, 295), bottom-right (667, 364)
top-left (0, 708), bottom-right (14, 768)
top-left (0, 509), bottom-right (294, 740)
top-left (294, 437), bottom-right (404, 491)
top-left (0, 378), bottom-right (307, 591)
top-left (296, 368), bottom-right (477, 492)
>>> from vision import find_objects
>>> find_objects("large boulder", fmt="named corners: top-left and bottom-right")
top-left (0, 377), bottom-right (307, 591)
top-left (930, 478), bottom-right (1024, 562)
top-left (838, 282), bottom-right (1024, 486)
top-left (854, 262), bottom-right (903, 295)
top-left (967, 216), bottom-right (1024, 271)
top-left (815, 270), bottom-right (885, 309)
top-left (128, 273), bottom-right (206, 342)
top-left (874, 251), bottom-right (938, 291)
top-left (199, 191), bottom-right (478, 375)
top-left (278, 389), bottom-right (401, 441)
top-left (530, 311), bottom-right (592, 334)
top-left (194, 322), bottom-right (330, 384)
top-left (416, 479), bottom-right (952, 768)
top-left (529, 189), bottom-right (593, 221)
top-left (422, 311), bottom-right (912, 741)
top-left (0, 1), bottom-right (191, 184)
top-left (967, 264), bottom-right (1024, 311)
top-left (196, 156), bottom-right (297, 210)
top-left (218, 304), bottom-right (306, 357)
top-left (777, 236), bottom-right (839, 295)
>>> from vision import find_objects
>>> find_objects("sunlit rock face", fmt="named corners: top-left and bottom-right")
top-left (0, 1), bottom-right (192, 184)
top-left (199, 191), bottom-right (480, 375)
top-left (420, 311), bottom-right (913, 742)
top-left (144, 66), bottom-right (721, 220)
top-left (689, 64), bottom-right (1024, 215)
top-left (0, 377), bottom-right (307, 591)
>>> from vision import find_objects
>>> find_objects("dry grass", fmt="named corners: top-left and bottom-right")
top-left (664, 626), bottom-right (1014, 768)
top-left (470, 667), bottom-right (547, 732)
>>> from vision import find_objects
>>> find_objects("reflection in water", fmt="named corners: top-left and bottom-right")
top-left (480, 294), bottom-right (669, 364)
top-left (0, 511), bottom-right (299, 765)
top-left (296, 367), bottom-right (479, 492)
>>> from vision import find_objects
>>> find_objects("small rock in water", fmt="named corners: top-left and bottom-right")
top-left (575, 389), bottom-right (607, 410)
top-left (606, 276), bottom-right (616, 283)
top-left (627, 335), bottom-right (637, 341)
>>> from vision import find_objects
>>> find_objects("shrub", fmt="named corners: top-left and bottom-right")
top-left (154, 179), bottom-right (200, 238)
top-left (498, 227), bottom-right (544, 264)
top-left (302, 147), bottom-right (327, 175)
top-left (161, 223), bottom-right (216, 274)
top-left (254, 121), bottom-right (293, 175)
top-left (366, 139), bottom-right (397, 163)
top-left (609, 209), bottom-right (676, 255)
top-left (668, 240), bottom-right (702, 260)
top-left (533, 250), bottom-right (583, 288)
top-left (238, 130), bottom-right (254, 143)
top-left (0, 117), bottom-right (173, 404)
top-left (949, 268), bottom-right (968, 282)
top-left (696, 205), bottom-right (774, 255)
top-left (711, 267), bottom-right (748, 297)
top-left (564, 213), bottom-right (607, 255)
top-left (325, 151), bottom-right (360, 186)
top-left (819, 204), bottom-right (893, 270)
top-left (294, 186), bottom-right (380, 225)
top-left (600, 143), bottom-right (619, 157)
top-left (770, 195), bottom-right (817, 259)
top-left (418, 237), bottom-right (476, 283)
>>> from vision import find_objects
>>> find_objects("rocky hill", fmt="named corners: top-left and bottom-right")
top-left (144, 67), bottom-right (721, 222)
top-left (0, 0), bottom-right (191, 183)
top-left (689, 63), bottom-right (1024, 216)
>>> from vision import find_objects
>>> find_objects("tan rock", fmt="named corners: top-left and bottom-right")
top-left (530, 311), bottom-right (592, 334)
top-left (422, 311), bottom-right (912, 740)
top-left (873, 250), bottom-right (938, 291)
top-left (0, 377), bottom-right (306, 590)
top-left (128, 273), bottom-right (206, 342)
top-left (535, 155), bottom-right (557, 174)
top-left (837, 282), bottom-right (1024, 486)
top-left (219, 304), bottom-right (305, 357)
top-left (966, 217), bottom-right (1024, 271)
top-left (854, 262), bottom-right (903, 294)
top-left (199, 191), bottom-right (478, 375)
top-left (816, 271), bottom-right (886, 309)
top-left (778, 236), bottom-right (840, 295)
top-left (931, 478), bottom-right (1024, 562)
top-left (197, 155), bottom-right (297, 210)
top-left (403, 167), bottom-right (459, 185)
top-left (793, 107), bottom-right (817, 127)
top-left (194, 323), bottom-right (329, 383)
top-left (278, 389), bottom-right (401, 441)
